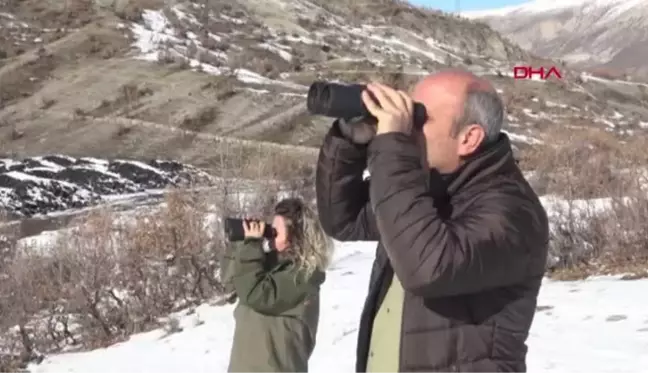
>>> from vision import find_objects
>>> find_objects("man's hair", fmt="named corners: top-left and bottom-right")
top-left (451, 88), bottom-right (504, 144)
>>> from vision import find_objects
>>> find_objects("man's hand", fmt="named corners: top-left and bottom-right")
top-left (243, 220), bottom-right (265, 239)
top-left (337, 116), bottom-right (376, 144)
top-left (361, 82), bottom-right (414, 135)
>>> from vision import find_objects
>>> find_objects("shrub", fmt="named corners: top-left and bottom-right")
top-left (523, 128), bottom-right (648, 277)
top-left (0, 190), bottom-right (224, 365)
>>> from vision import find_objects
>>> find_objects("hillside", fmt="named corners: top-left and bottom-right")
top-left (464, 0), bottom-right (648, 78)
top-left (1, 0), bottom-right (648, 177)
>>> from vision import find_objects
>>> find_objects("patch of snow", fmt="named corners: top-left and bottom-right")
top-left (128, 8), bottom-right (306, 89)
top-left (523, 108), bottom-right (540, 118)
top-left (171, 6), bottom-right (200, 25)
top-left (462, 0), bottom-right (642, 18)
top-left (544, 100), bottom-right (568, 108)
top-left (596, 118), bottom-right (616, 128)
top-left (347, 26), bottom-right (444, 63)
top-left (503, 130), bottom-right (543, 145)
top-left (220, 14), bottom-right (246, 25)
top-left (0, 156), bottom-right (212, 217)
top-left (258, 42), bottom-right (293, 61)
top-left (235, 69), bottom-right (305, 90)
top-left (130, 10), bottom-right (180, 62)
top-left (25, 238), bottom-right (648, 373)
top-left (578, 72), bottom-right (647, 88)
top-left (284, 34), bottom-right (316, 44)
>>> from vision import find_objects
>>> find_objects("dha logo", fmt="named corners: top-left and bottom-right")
top-left (513, 66), bottom-right (563, 81)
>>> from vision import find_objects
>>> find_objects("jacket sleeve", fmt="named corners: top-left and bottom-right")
top-left (315, 121), bottom-right (380, 241)
top-left (367, 133), bottom-right (547, 297)
top-left (220, 244), bottom-right (238, 293)
top-left (231, 239), bottom-right (322, 315)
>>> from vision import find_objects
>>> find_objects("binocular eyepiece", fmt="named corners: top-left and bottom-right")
top-left (306, 81), bottom-right (428, 128)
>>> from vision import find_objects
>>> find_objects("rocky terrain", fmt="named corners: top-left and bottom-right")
top-left (0, 0), bottom-right (647, 177)
top-left (0, 155), bottom-right (213, 217)
top-left (464, 0), bottom-right (648, 78)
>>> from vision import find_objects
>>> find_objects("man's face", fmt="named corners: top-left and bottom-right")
top-left (411, 82), bottom-right (462, 173)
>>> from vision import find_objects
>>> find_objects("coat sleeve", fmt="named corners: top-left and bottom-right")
top-left (315, 121), bottom-right (380, 241)
top-left (231, 239), bottom-right (323, 315)
top-left (219, 244), bottom-right (238, 293)
top-left (367, 133), bottom-right (548, 297)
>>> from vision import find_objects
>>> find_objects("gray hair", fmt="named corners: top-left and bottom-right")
top-left (451, 89), bottom-right (504, 144)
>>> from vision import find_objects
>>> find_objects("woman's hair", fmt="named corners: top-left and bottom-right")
top-left (274, 198), bottom-right (333, 275)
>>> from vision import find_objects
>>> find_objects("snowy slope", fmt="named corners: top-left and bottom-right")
top-left (0, 156), bottom-right (213, 217)
top-left (116, 3), bottom-right (648, 146)
top-left (463, 0), bottom-right (645, 17)
top-left (464, 0), bottom-right (648, 75)
top-left (27, 240), bottom-right (648, 373)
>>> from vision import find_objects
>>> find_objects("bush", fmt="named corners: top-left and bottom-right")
top-left (521, 128), bottom-right (648, 277)
top-left (0, 190), bottom-right (224, 367)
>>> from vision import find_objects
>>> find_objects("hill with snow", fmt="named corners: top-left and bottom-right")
top-left (0, 156), bottom-right (213, 217)
top-left (464, 0), bottom-right (648, 77)
top-left (1, 0), bottom-right (648, 176)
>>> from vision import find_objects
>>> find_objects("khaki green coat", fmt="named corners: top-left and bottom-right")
top-left (223, 239), bottom-right (325, 372)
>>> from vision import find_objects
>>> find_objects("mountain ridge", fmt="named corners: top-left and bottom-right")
top-left (464, 0), bottom-right (648, 77)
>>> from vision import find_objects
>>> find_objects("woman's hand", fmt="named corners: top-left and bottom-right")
top-left (243, 220), bottom-right (266, 239)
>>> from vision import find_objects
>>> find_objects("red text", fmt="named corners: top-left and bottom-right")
top-left (513, 66), bottom-right (562, 80)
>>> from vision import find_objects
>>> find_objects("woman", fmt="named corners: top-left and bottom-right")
top-left (224, 198), bottom-right (333, 372)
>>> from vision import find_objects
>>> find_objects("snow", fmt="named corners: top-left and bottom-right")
top-left (26, 239), bottom-right (648, 373)
top-left (130, 10), bottom-right (178, 62)
top-left (258, 42), bottom-right (293, 61)
top-left (0, 155), bottom-right (212, 217)
top-left (502, 130), bottom-right (543, 145)
top-left (462, 0), bottom-right (646, 18)
top-left (119, 0), bottom-right (648, 140)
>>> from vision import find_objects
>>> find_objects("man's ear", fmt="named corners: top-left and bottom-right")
top-left (457, 124), bottom-right (485, 156)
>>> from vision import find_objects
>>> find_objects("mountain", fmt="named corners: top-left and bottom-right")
top-left (1, 0), bottom-right (648, 182)
top-left (463, 0), bottom-right (648, 77)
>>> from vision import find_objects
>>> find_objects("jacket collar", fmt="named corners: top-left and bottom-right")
top-left (438, 133), bottom-right (517, 196)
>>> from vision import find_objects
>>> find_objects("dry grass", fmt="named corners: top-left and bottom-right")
top-left (0, 54), bottom-right (58, 108)
top-left (0, 191), bottom-right (221, 370)
top-left (89, 82), bottom-right (154, 117)
top-left (519, 128), bottom-right (648, 278)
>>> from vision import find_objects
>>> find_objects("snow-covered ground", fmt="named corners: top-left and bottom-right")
top-left (27, 240), bottom-right (648, 373)
top-left (0, 156), bottom-right (213, 217)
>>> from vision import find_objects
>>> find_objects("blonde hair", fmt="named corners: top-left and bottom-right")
top-left (274, 198), bottom-right (334, 276)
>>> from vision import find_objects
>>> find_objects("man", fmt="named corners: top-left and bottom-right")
top-left (315, 69), bottom-right (549, 372)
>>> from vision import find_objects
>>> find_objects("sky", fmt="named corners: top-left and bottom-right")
top-left (407, 0), bottom-right (528, 12)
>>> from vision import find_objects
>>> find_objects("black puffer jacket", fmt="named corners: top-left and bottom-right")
top-left (316, 122), bottom-right (549, 372)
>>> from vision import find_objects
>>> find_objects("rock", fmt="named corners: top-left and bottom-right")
top-left (0, 155), bottom-right (213, 217)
